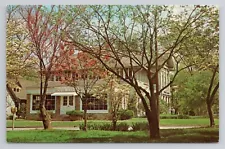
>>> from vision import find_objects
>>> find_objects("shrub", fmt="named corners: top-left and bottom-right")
top-left (159, 114), bottom-right (190, 119)
top-left (115, 122), bottom-right (129, 131)
top-left (87, 113), bottom-right (110, 120)
top-left (160, 115), bottom-right (178, 119)
top-left (118, 109), bottom-right (134, 120)
top-left (66, 110), bottom-right (83, 116)
top-left (79, 122), bottom-right (131, 131)
top-left (66, 110), bottom-right (84, 121)
top-left (79, 123), bottom-right (113, 131)
top-left (177, 115), bottom-right (190, 119)
top-left (132, 122), bottom-right (149, 131)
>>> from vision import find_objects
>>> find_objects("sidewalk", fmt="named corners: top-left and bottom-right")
top-left (6, 126), bottom-right (200, 131)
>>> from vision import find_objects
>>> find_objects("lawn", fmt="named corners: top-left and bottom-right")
top-left (7, 127), bottom-right (219, 143)
top-left (6, 118), bottom-right (219, 128)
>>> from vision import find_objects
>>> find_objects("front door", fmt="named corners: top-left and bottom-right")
top-left (60, 96), bottom-right (75, 114)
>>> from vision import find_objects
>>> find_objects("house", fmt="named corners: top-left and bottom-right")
top-left (11, 53), bottom-right (174, 120)
top-left (6, 92), bottom-right (15, 117)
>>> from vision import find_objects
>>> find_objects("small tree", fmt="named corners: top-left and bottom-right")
top-left (92, 73), bottom-right (131, 130)
top-left (55, 52), bottom-right (108, 131)
top-left (23, 5), bottom-right (72, 129)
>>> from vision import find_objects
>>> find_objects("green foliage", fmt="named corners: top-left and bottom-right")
top-left (160, 99), bottom-right (169, 114)
top-left (118, 109), bottom-right (134, 120)
top-left (173, 70), bottom-right (219, 115)
top-left (160, 115), bottom-right (178, 119)
top-left (115, 122), bottom-right (130, 131)
top-left (7, 128), bottom-right (219, 143)
top-left (66, 110), bottom-right (84, 117)
top-left (6, 118), bottom-right (219, 128)
top-left (79, 123), bottom-right (112, 131)
top-left (160, 114), bottom-right (190, 119)
top-left (79, 122), bottom-right (129, 131)
top-left (177, 115), bottom-right (190, 119)
top-left (131, 122), bottom-right (149, 131)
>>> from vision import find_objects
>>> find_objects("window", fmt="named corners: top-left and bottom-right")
top-left (125, 68), bottom-right (133, 79)
top-left (13, 88), bottom-right (20, 92)
top-left (64, 71), bottom-right (71, 80)
top-left (50, 74), bottom-right (55, 81)
top-left (72, 72), bottom-right (79, 80)
top-left (46, 95), bottom-right (55, 110)
top-left (56, 76), bottom-right (61, 81)
top-left (32, 95), bottom-right (40, 110)
top-left (69, 96), bottom-right (73, 106)
top-left (82, 96), bottom-right (107, 110)
top-left (32, 95), bottom-right (55, 110)
top-left (63, 96), bottom-right (67, 106)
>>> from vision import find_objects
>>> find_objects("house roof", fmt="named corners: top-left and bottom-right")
top-left (105, 51), bottom-right (174, 70)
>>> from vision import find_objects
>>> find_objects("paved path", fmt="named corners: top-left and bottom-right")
top-left (6, 126), bottom-right (200, 131)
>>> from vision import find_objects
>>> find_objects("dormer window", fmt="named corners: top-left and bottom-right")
top-left (13, 87), bottom-right (20, 93)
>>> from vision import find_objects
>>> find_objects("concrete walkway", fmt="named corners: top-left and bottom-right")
top-left (6, 126), bottom-right (200, 131)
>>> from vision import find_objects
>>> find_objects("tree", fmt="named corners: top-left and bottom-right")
top-left (173, 6), bottom-right (219, 126)
top-left (54, 51), bottom-right (108, 131)
top-left (22, 5), bottom-right (73, 129)
top-left (6, 5), bottom-right (36, 116)
top-left (173, 70), bottom-right (218, 116)
top-left (63, 5), bottom-right (214, 139)
top-left (92, 72), bottom-right (131, 130)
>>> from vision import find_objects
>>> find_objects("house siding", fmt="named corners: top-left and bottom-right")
top-left (55, 96), bottom-right (61, 116)
top-left (26, 94), bottom-right (31, 116)
top-left (75, 96), bottom-right (80, 110)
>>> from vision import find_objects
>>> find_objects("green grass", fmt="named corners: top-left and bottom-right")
top-left (7, 127), bottom-right (219, 143)
top-left (6, 118), bottom-right (219, 128)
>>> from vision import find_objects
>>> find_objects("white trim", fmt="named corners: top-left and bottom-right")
top-left (87, 110), bottom-right (108, 114)
top-left (51, 92), bottom-right (77, 96)
top-left (80, 98), bottom-right (82, 111)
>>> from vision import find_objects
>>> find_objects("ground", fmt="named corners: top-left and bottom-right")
top-left (6, 118), bottom-right (219, 143)
top-left (6, 118), bottom-right (219, 127)
top-left (7, 127), bottom-right (219, 143)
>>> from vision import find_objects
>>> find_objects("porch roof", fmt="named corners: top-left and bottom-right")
top-left (51, 92), bottom-right (77, 96)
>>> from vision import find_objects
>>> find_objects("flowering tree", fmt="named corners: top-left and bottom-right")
top-left (92, 72), bottom-right (131, 130)
top-left (6, 6), bottom-right (36, 116)
top-left (55, 51), bottom-right (108, 131)
top-left (23, 5), bottom-right (73, 129)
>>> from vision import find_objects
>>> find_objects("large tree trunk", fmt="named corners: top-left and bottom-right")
top-left (39, 87), bottom-right (52, 129)
top-left (6, 84), bottom-right (21, 117)
top-left (135, 87), bottom-right (160, 139)
top-left (147, 98), bottom-right (160, 139)
top-left (39, 105), bottom-right (52, 129)
top-left (146, 111), bottom-right (160, 139)
top-left (207, 103), bottom-right (215, 127)
top-left (39, 64), bottom-right (52, 129)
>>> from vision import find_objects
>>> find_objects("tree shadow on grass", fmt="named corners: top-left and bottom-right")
top-left (70, 136), bottom-right (149, 143)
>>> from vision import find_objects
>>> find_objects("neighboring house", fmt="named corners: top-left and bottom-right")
top-left (11, 54), bottom-right (174, 120)
top-left (6, 92), bottom-right (15, 117)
